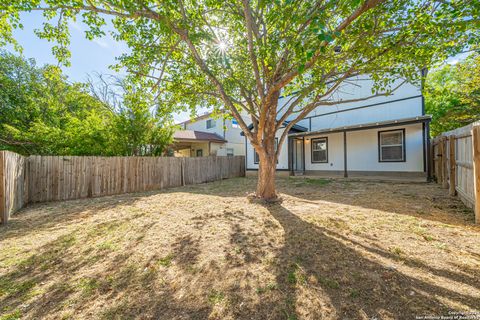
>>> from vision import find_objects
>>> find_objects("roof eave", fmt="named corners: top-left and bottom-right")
top-left (288, 115), bottom-right (432, 138)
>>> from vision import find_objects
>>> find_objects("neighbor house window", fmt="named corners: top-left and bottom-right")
top-left (206, 119), bottom-right (216, 129)
top-left (254, 138), bottom-right (278, 164)
top-left (311, 137), bottom-right (328, 163)
top-left (231, 119), bottom-right (239, 128)
top-left (378, 129), bottom-right (405, 162)
top-left (196, 149), bottom-right (203, 157)
top-left (227, 148), bottom-right (234, 156)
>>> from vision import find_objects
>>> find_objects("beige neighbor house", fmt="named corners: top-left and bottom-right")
top-left (172, 111), bottom-right (246, 157)
top-left (172, 130), bottom-right (227, 157)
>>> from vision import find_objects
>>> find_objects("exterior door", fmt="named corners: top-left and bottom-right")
top-left (293, 138), bottom-right (304, 171)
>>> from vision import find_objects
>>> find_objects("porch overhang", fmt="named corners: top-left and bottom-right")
top-left (172, 130), bottom-right (226, 149)
top-left (287, 115), bottom-right (432, 138)
top-left (286, 115), bottom-right (432, 180)
top-left (171, 140), bottom-right (225, 151)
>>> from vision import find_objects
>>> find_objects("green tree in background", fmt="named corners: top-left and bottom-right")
top-left (0, 51), bottom-right (174, 155)
top-left (425, 53), bottom-right (480, 137)
top-left (110, 80), bottom-right (176, 156)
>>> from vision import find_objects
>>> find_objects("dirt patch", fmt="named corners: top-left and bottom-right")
top-left (0, 177), bottom-right (479, 319)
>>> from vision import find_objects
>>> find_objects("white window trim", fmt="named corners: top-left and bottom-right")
top-left (311, 137), bottom-right (328, 163)
top-left (206, 119), bottom-right (216, 129)
top-left (378, 129), bottom-right (406, 162)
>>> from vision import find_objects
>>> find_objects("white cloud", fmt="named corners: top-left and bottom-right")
top-left (68, 20), bottom-right (83, 32)
top-left (93, 38), bottom-right (109, 48)
top-left (447, 59), bottom-right (459, 65)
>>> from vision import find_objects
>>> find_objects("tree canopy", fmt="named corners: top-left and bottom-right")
top-left (0, 51), bottom-right (174, 156)
top-left (1, 0), bottom-right (478, 198)
top-left (425, 53), bottom-right (480, 137)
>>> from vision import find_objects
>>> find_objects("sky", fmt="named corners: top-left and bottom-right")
top-left (8, 11), bottom-right (192, 122)
top-left (6, 11), bottom-right (470, 123)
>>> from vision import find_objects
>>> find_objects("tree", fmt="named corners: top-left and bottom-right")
top-left (87, 74), bottom-right (176, 156)
top-left (0, 51), bottom-right (174, 156)
top-left (425, 53), bottom-right (480, 137)
top-left (2, 1), bottom-right (478, 199)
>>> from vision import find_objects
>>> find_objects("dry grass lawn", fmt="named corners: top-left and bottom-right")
top-left (0, 177), bottom-right (479, 320)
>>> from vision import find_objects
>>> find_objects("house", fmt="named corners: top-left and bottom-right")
top-left (173, 111), bottom-right (246, 157)
top-left (244, 76), bottom-right (431, 179)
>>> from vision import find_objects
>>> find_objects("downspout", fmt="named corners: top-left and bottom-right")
top-left (343, 131), bottom-right (348, 178)
top-left (302, 136), bottom-right (306, 174)
top-left (421, 67), bottom-right (432, 181)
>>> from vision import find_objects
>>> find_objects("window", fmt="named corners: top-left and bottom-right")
top-left (231, 119), bottom-right (239, 128)
top-left (254, 138), bottom-right (278, 164)
top-left (311, 138), bottom-right (328, 163)
top-left (226, 148), bottom-right (234, 156)
top-left (196, 149), bottom-right (203, 157)
top-left (378, 129), bottom-right (405, 162)
top-left (206, 119), bottom-right (216, 129)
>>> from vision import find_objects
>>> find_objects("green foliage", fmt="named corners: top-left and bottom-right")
top-left (425, 53), bottom-right (480, 137)
top-left (0, 0), bottom-right (478, 196)
top-left (1, 1), bottom-right (477, 124)
top-left (0, 51), bottom-right (174, 155)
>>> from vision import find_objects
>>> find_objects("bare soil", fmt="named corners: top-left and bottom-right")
top-left (0, 177), bottom-right (479, 320)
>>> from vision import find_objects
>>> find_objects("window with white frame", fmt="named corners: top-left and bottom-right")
top-left (378, 129), bottom-right (405, 162)
top-left (311, 137), bottom-right (328, 163)
top-left (206, 119), bottom-right (216, 129)
top-left (226, 148), bottom-right (234, 156)
top-left (254, 138), bottom-right (278, 164)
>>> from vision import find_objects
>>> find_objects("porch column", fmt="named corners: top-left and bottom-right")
top-left (288, 137), bottom-right (293, 175)
top-left (302, 137), bottom-right (306, 174)
top-left (343, 131), bottom-right (348, 178)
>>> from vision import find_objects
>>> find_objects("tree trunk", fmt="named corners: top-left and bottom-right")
top-left (256, 151), bottom-right (278, 200)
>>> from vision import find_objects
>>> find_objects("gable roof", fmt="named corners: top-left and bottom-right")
top-left (173, 130), bottom-right (227, 143)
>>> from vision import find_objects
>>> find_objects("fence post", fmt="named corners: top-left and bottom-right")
top-left (442, 137), bottom-right (449, 189)
top-left (437, 138), bottom-right (444, 184)
top-left (472, 126), bottom-right (480, 224)
top-left (0, 151), bottom-right (5, 224)
top-left (449, 135), bottom-right (456, 196)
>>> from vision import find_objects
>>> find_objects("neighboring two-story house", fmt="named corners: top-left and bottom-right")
top-left (173, 112), bottom-right (246, 157)
top-left (244, 76), bottom-right (431, 178)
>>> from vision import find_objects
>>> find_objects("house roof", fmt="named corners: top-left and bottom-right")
top-left (288, 115), bottom-right (431, 138)
top-left (240, 121), bottom-right (308, 136)
top-left (177, 109), bottom-right (229, 126)
top-left (173, 130), bottom-right (227, 143)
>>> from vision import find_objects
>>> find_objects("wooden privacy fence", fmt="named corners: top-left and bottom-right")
top-left (0, 152), bottom-right (245, 224)
top-left (431, 121), bottom-right (480, 223)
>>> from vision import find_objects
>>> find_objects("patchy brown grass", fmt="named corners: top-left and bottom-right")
top-left (0, 177), bottom-right (479, 320)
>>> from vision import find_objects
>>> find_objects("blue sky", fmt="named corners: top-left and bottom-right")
top-left (11, 12), bottom-right (127, 82)
top-left (7, 12), bottom-right (469, 123)
top-left (8, 12), bottom-right (192, 122)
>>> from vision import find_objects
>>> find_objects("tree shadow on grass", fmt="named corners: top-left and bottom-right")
top-left (0, 209), bottom-right (208, 319)
top-left (263, 203), bottom-right (479, 319)
top-left (0, 193), bottom-right (147, 242)
top-left (278, 177), bottom-right (477, 227)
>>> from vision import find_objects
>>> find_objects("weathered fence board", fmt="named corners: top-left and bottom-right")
top-left (0, 152), bottom-right (245, 224)
top-left (432, 121), bottom-right (480, 223)
top-left (0, 151), bottom-right (28, 224)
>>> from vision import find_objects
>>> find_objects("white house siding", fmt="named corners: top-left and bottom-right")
top-left (346, 123), bottom-right (424, 172)
top-left (246, 128), bottom-right (289, 170)
top-left (278, 77), bottom-right (422, 130)
top-left (304, 132), bottom-right (345, 171)
top-left (182, 114), bottom-right (247, 156)
top-left (308, 96), bottom-right (422, 130)
top-left (302, 123), bottom-right (424, 173)
top-left (243, 76), bottom-right (427, 175)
